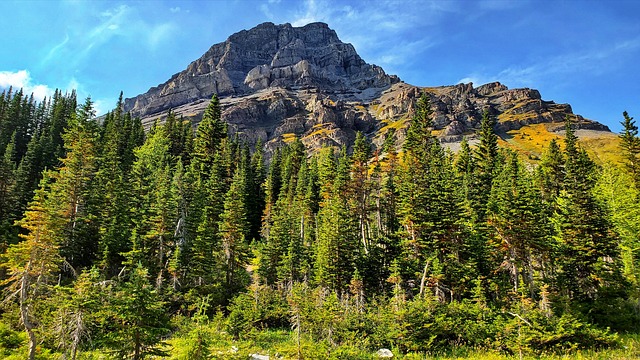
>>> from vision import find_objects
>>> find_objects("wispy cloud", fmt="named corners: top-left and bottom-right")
top-left (0, 70), bottom-right (55, 100)
top-left (41, 3), bottom-right (178, 69)
top-left (281, 0), bottom-right (457, 74)
top-left (291, 0), bottom-right (326, 27)
top-left (458, 36), bottom-right (640, 88)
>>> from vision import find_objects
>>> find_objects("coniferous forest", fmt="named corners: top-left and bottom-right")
top-left (1, 87), bottom-right (640, 359)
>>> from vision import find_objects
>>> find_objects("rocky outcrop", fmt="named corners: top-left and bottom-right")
top-left (126, 22), bottom-right (611, 159)
top-left (124, 22), bottom-right (399, 118)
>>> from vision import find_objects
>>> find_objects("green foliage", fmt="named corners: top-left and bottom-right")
top-left (2, 85), bottom-right (640, 359)
top-left (102, 264), bottom-right (170, 359)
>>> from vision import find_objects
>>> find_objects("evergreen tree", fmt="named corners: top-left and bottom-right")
top-left (398, 93), bottom-right (468, 300)
top-left (2, 174), bottom-right (61, 360)
top-left (48, 97), bottom-right (99, 269)
top-left (489, 151), bottom-right (550, 298)
top-left (193, 94), bottom-right (226, 175)
top-left (619, 111), bottom-right (640, 188)
top-left (127, 127), bottom-right (177, 287)
top-left (538, 138), bottom-right (564, 204)
top-left (314, 149), bottom-right (358, 294)
top-left (554, 117), bottom-right (624, 303)
top-left (471, 110), bottom-right (499, 221)
top-left (0, 139), bottom-right (16, 245)
top-left (104, 264), bottom-right (169, 359)
top-left (219, 167), bottom-right (250, 299)
top-left (186, 151), bottom-right (226, 291)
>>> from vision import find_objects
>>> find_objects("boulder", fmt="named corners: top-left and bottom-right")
top-left (376, 348), bottom-right (394, 358)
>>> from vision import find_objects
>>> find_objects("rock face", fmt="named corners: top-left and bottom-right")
top-left (124, 22), bottom-right (399, 118)
top-left (125, 22), bottom-right (611, 159)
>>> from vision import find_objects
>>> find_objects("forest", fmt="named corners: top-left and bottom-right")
top-left (0, 87), bottom-right (639, 359)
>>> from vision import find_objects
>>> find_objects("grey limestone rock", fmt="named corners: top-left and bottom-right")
top-left (124, 22), bottom-right (399, 118)
top-left (125, 22), bottom-right (610, 161)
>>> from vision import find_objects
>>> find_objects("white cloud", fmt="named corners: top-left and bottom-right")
top-left (92, 98), bottom-right (111, 116)
top-left (148, 23), bottom-right (178, 50)
top-left (282, 0), bottom-right (454, 73)
top-left (260, 3), bottom-right (275, 19)
top-left (170, 7), bottom-right (181, 13)
top-left (291, 0), bottom-right (325, 27)
top-left (457, 36), bottom-right (640, 89)
top-left (41, 3), bottom-right (178, 69)
top-left (0, 70), bottom-right (55, 100)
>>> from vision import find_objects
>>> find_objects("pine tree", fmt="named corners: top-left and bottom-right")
top-left (471, 110), bottom-right (499, 221)
top-left (350, 132), bottom-right (372, 253)
top-left (219, 167), bottom-right (250, 298)
top-left (554, 117), bottom-right (624, 302)
top-left (48, 97), bottom-right (99, 269)
top-left (94, 121), bottom-right (131, 275)
top-left (126, 126), bottom-right (177, 288)
top-left (104, 264), bottom-right (169, 359)
top-left (2, 174), bottom-right (61, 360)
top-left (0, 139), bottom-right (17, 245)
top-left (489, 151), bottom-right (550, 298)
top-left (314, 149), bottom-right (357, 294)
top-left (193, 94), bottom-right (226, 175)
top-left (397, 93), bottom-right (467, 300)
top-left (538, 138), bottom-right (564, 204)
top-left (54, 267), bottom-right (104, 360)
top-left (619, 111), bottom-right (640, 188)
top-left (187, 151), bottom-right (226, 290)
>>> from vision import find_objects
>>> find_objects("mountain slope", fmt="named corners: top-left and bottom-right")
top-left (124, 22), bottom-right (614, 160)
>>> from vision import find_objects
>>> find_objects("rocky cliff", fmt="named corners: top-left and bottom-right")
top-left (124, 22), bottom-right (610, 158)
top-left (124, 22), bottom-right (399, 118)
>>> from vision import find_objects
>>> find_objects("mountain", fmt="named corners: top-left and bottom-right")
top-left (124, 22), bottom-right (614, 160)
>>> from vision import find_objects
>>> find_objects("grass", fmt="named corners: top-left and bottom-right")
top-left (2, 323), bottom-right (638, 359)
top-left (166, 328), bottom-right (640, 360)
top-left (497, 111), bottom-right (539, 123)
top-left (303, 127), bottom-right (332, 140)
top-left (498, 123), bottom-right (623, 165)
top-left (379, 118), bottom-right (410, 133)
top-left (281, 133), bottom-right (297, 143)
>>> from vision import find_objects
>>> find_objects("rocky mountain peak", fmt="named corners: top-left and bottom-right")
top-left (124, 22), bottom-right (399, 118)
top-left (125, 22), bottom-right (611, 161)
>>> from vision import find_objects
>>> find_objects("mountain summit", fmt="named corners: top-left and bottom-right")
top-left (124, 22), bottom-right (399, 117)
top-left (124, 22), bottom-right (613, 159)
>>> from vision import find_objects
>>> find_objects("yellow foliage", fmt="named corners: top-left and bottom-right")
top-left (281, 133), bottom-right (297, 143)
top-left (500, 124), bottom-right (622, 164)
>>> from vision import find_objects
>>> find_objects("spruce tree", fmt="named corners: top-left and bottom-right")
top-left (104, 264), bottom-right (169, 359)
top-left (2, 174), bottom-right (61, 360)
top-left (126, 126), bottom-right (177, 287)
top-left (193, 94), bottom-right (226, 175)
top-left (219, 167), bottom-right (250, 299)
top-left (619, 111), bottom-right (640, 188)
top-left (489, 151), bottom-right (550, 298)
top-left (48, 97), bottom-right (99, 269)
top-left (554, 117), bottom-right (624, 303)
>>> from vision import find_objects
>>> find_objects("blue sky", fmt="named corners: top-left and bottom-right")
top-left (0, 0), bottom-right (638, 132)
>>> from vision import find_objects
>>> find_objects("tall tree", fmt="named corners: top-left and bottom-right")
top-left (489, 151), bottom-right (550, 298)
top-left (554, 117), bottom-right (624, 302)
top-left (48, 97), bottom-right (99, 269)
top-left (127, 127), bottom-right (177, 288)
top-left (2, 174), bottom-right (61, 360)
top-left (104, 264), bottom-right (169, 360)
top-left (619, 111), bottom-right (640, 188)
top-left (219, 167), bottom-right (250, 299)
top-left (192, 94), bottom-right (226, 176)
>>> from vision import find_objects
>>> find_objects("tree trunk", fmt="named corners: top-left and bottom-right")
top-left (419, 260), bottom-right (430, 298)
top-left (20, 270), bottom-right (37, 360)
